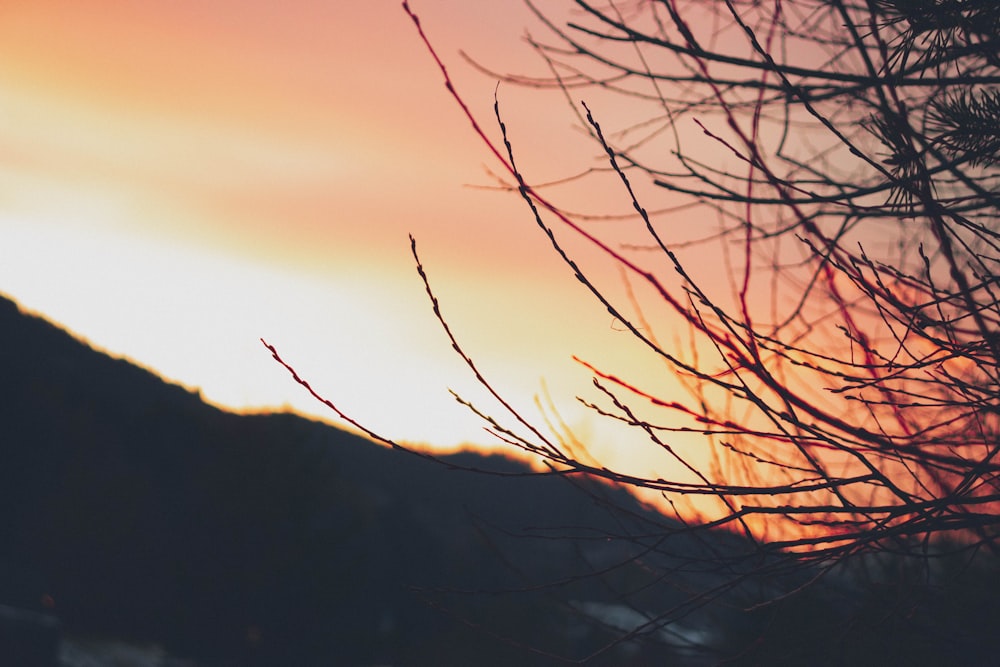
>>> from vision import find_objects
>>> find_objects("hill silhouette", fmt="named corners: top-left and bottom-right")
top-left (5, 294), bottom-right (998, 667)
top-left (0, 294), bottom-right (713, 666)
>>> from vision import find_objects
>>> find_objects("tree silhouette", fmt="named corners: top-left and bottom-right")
top-left (270, 0), bottom-right (1000, 660)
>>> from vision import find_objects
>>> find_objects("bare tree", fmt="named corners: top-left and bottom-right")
top-left (268, 0), bottom-right (1000, 660)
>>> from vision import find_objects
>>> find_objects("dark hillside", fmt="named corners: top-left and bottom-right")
top-left (6, 294), bottom-right (993, 666)
top-left (0, 294), bottom-right (703, 666)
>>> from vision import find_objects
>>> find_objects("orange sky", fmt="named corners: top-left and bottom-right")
top-left (0, 1), bottom-right (713, 485)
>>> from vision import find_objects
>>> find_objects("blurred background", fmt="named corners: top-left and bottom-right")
top-left (0, 0), bottom-right (682, 462)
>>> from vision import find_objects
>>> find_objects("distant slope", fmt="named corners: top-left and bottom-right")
top-left (0, 294), bottom-right (703, 666)
top-left (5, 295), bottom-right (998, 667)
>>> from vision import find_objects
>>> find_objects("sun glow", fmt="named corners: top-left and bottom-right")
top-left (0, 0), bottom-right (722, 500)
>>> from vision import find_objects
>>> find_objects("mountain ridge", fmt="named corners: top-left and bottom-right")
top-left (4, 293), bottom-right (999, 666)
top-left (0, 293), bottom-right (692, 666)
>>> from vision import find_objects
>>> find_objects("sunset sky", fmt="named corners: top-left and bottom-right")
top-left (0, 1), bottom-right (709, 480)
